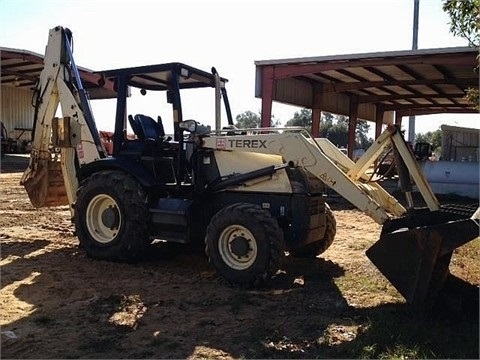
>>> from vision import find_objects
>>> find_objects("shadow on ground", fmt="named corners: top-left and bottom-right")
top-left (1, 241), bottom-right (478, 359)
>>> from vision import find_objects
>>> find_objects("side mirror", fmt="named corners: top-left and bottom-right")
top-left (179, 120), bottom-right (197, 132)
top-left (179, 120), bottom-right (211, 136)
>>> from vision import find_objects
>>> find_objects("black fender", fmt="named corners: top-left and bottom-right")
top-left (77, 157), bottom-right (156, 188)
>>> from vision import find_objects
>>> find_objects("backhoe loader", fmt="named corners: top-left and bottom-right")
top-left (21, 26), bottom-right (479, 314)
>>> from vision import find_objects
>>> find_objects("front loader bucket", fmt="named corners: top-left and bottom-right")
top-left (366, 208), bottom-right (479, 314)
top-left (21, 157), bottom-right (68, 208)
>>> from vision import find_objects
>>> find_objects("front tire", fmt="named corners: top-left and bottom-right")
top-left (74, 170), bottom-right (149, 262)
top-left (290, 203), bottom-right (336, 258)
top-left (205, 203), bottom-right (284, 287)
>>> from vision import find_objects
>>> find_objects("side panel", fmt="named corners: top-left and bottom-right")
top-left (191, 149), bottom-right (328, 248)
top-left (211, 151), bottom-right (292, 193)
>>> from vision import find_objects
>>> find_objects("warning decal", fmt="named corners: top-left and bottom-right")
top-left (216, 138), bottom-right (226, 149)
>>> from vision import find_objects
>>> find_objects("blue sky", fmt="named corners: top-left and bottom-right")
top-left (1, 0), bottom-right (478, 137)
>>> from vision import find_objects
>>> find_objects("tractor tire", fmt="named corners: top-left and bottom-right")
top-left (290, 203), bottom-right (336, 258)
top-left (74, 170), bottom-right (149, 262)
top-left (205, 203), bottom-right (284, 288)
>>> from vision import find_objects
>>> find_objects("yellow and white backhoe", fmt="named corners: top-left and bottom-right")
top-left (22, 26), bottom-right (479, 314)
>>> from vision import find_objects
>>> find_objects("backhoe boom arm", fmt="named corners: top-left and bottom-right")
top-left (21, 26), bottom-right (106, 209)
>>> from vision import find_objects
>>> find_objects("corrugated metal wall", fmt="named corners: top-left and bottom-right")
top-left (441, 124), bottom-right (479, 162)
top-left (274, 78), bottom-right (311, 108)
top-left (1, 85), bottom-right (35, 144)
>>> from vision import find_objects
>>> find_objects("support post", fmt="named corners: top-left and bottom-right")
top-left (409, 0), bottom-right (420, 143)
top-left (348, 96), bottom-right (358, 159)
top-left (375, 106), bottom-right (384, 139)
top-left (395, 112), bottom-right (403, 126)
top-left (312, 109), bottom-right (321, 137)
top-left (311, 83), bottom-right (323, 137)
top-left (261, 66), bottom-right (274, 128)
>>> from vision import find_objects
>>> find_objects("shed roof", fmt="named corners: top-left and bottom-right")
top-left (0, 46), bottom-right (116, 99)
top-left (255, 46), bottom-right (478, 119)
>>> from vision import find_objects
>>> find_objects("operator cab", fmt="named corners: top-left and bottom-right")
top-left (94, 63), bottom-right (233, 192)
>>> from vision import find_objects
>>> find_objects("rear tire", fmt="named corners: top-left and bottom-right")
top-left (205, 203), bottom-right (284, 287)
top-left (290, 203), bottom-right (336, 258)
top-left (74, 170), bottom-right (149, 262)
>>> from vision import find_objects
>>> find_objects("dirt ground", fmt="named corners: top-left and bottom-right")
top-left (1, 154), bottom-right (479, 359)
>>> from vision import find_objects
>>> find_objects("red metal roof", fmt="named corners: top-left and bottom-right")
top-left (1, 46), bottom-right (116, 99)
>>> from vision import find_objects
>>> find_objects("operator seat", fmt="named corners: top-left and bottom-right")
top-left (134, 114), bottom-right (165, 140)
top-left (128, 114), bottom-right (144, 139)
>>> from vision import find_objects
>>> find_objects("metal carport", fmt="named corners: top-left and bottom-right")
top-left (255, 46), bottom-right (478, 158)
top-left (1, 46), bottom-right (116, 99)
top-left (1, 46), bottom-right (116, 150)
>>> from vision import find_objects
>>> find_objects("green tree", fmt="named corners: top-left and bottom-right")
top-left (356, 119), bottom-right (374, 149)
top-left (234, 110), bottom-right (261, 128)
top-left (442, 0), bottom-right (479, 109)
top-left (319, 112), bottom-right (334, 137)
top-left (442, 0), bottom-right (479, 47)
top-left (235, 110), bottom-right (280, 128)
top-left (416, 129), bottom-right (443, 159)
top-left (415, 129), bottom-right (442, 149)
top-left (327, 116), bottom-right (348, 147)
top-left (285, 108), bottom-right (312, 128)
top-left (285, 110), bottom-right (337, 138)
top-left (285, 109), bottom-right (373, 148)
top-left (327, 115), bottom-right (373, 149)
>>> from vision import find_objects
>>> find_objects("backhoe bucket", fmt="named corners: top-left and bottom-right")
top-left (366, 207), bottom-right (479, 314)
top-left (21, 156), bottom-right (68, 208)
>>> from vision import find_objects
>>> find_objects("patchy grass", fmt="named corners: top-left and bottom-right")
top-left (307, 305), bottom-right (478, 359)
top-left (334, 267), bottom-right (403, 305)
